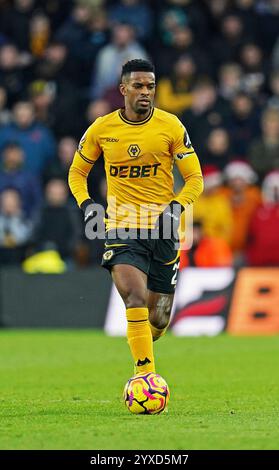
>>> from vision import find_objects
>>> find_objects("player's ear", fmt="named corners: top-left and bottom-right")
top-left (119, 83), bottom-right (126, 96)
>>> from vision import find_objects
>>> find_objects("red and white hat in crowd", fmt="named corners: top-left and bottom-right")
top-left (262, 170), bottom-right (279, 203)
top-left (202, 164), bottom-right (223, 190)
top-left (224, 160), bottom-right (257, 184)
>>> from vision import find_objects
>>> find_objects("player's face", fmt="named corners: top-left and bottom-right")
top-left (120, 72), bottom-right (156, 115)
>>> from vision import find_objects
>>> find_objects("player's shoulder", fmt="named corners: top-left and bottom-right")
top-left (153, 108), bottom-right (183, 127)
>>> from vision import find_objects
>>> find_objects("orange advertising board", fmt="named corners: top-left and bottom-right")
top-left (227, 268), bottom-right (279, 335)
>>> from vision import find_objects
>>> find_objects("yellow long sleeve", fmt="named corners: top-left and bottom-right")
top-left (68, 151), bottom-right (95, 207)
top-left (174, 154), bottom-right (204, 207)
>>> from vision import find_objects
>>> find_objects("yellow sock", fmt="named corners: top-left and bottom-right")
top-left (149, 321), bottom-right (169, 342)
top-left (126, 307), bottom-right (155, 374)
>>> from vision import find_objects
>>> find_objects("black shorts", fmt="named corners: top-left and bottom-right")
top-left (101, 230), bottom-right (180, 294)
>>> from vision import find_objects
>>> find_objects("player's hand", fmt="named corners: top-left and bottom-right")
top-left (80, 198), bottom-right (96, 224)
top-left (80, 198), bottom-right (105, 238)
top-left (155, 200), bottom-right (184, 239)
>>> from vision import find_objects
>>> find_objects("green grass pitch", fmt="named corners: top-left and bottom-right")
top-left (0, 330), bottom-right (278, 450)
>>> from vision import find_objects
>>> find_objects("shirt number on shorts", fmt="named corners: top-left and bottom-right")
top-left (171, 262), bottom-right (180, 285)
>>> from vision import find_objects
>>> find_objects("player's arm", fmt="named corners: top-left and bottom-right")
top-left (156, 120), bottom-right (203, 237)
top-left (172, 120), bottom-right (203, 207)
top-left (68, 123), bottom-right (102, 217)
top-left (174, 153), bottom-right (204, 206)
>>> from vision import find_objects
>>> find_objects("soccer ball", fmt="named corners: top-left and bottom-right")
top-left (123, 372), bottom-right (170, 414)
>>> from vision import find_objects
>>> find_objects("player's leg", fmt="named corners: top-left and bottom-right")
top-left (148, 291), bottom-right (174, 341)
top-left (147, 238), bottom-right (180, 341)
top-left (112, 264), bottom-right (155, 374)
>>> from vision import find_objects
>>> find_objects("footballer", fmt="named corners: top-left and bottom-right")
top-left (69, 59), bottom-right (203, 375)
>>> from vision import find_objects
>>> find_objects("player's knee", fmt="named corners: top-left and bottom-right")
top-left (125, 291), bottom-right (147, 309)
top-left (149, 294), bottom-right (173, 329)
top-left (149, 306), bottom-right (171, 329)
top-left (150, 314), bottom-right (170, 330)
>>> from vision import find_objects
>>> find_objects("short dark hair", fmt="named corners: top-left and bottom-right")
top-left (121, 59), bottom-right (155, 80)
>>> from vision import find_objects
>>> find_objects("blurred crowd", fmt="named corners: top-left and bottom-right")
top-left (0, 0), bottom-right (279, 271)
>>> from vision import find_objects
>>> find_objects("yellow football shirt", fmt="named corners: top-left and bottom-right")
top-left (68, 107), bottom-right (203, 230)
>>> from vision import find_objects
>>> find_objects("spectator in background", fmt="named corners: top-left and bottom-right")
top-left (28, 79), bottom-right (56, 124)
top-left (55, 2), bottom-right (94, 55)
top-left (158, 3), bottom-right (188, 47)
top-left (80, 97), bottom-right (112, 130)
top-left (205, 0), bottom-right (232, 35)
top-left (256, 0), bottom-right (279, 54)
top-left (0, 0), bottom-right (36, 51)
top-left (103, 83), bottom-right (124, 110)
top-left (248, 107), bottom-right (279, 180)
top-left (181, 78), bottom-right (230, 155)
top-left (157, 0), bottom-right (209, 45)
top-left (271, 23), bottom-right (279, 69)
top-left (180, 220), bottom-right (233, 269)
top-left (238, 42), bottom-right (266, 96)
top-left (0, 188), bottom-right (32, 265)
top-left (154, 24), bottom-right (211, 78)
top-left (193, 165), bottom-right (233, 243)
top-left (39, 0), bottom-right (75, 31)
top-left (0, 43), bottom-right (32, 107)
top-left (43, 136), bottom-right (77, 184)
top-left (86, 99), bottom-right (112, 124)
top-left (55, 2), bottom-right (109, 78)
top-left (29, 77), bottom-right (83, 138)
top-left (85, 8), bottom-right (110, 83)
top-left (91, 23), bottom-right (148, 99)
top-left (35, 41), bottom-right (79, 90)
top-left (32, 179), bottom-right (81, 261)
top-left (218, 62), bottom-right (243, 100)
top-left (266, 69), bottom-right (279, 110)
top-left (0, 101), bottom-right (56, 175)
top-left (167, 0), bottom-right (210, 45)
top-left (202, 128), bottom-right (232, 169)
top-left (29, 12), bottom-right (51, 58)
top-left (211, 13), bottom-right (248, 69)
top-left (155, 55), bottom-right (194, 116)
top-left (232, 0), bottom-right (258, 38)
top-left (0, 142), bottom-right (42, 218)
top-left (0, 87), bottom-right (12, 125)
top-left (33, 42), bottom-right (83, 137)
top-left (108, 0), bottom-right (153, 41)
top-left (222, 160), bottom-right (261, 258)
top-left (246, 170), bottom-right (279, 265)
top-left (228, 92), bottom-right (260, 156)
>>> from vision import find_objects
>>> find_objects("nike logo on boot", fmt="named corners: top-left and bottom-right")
top-left (136, 357), bottom-right (151, 367)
